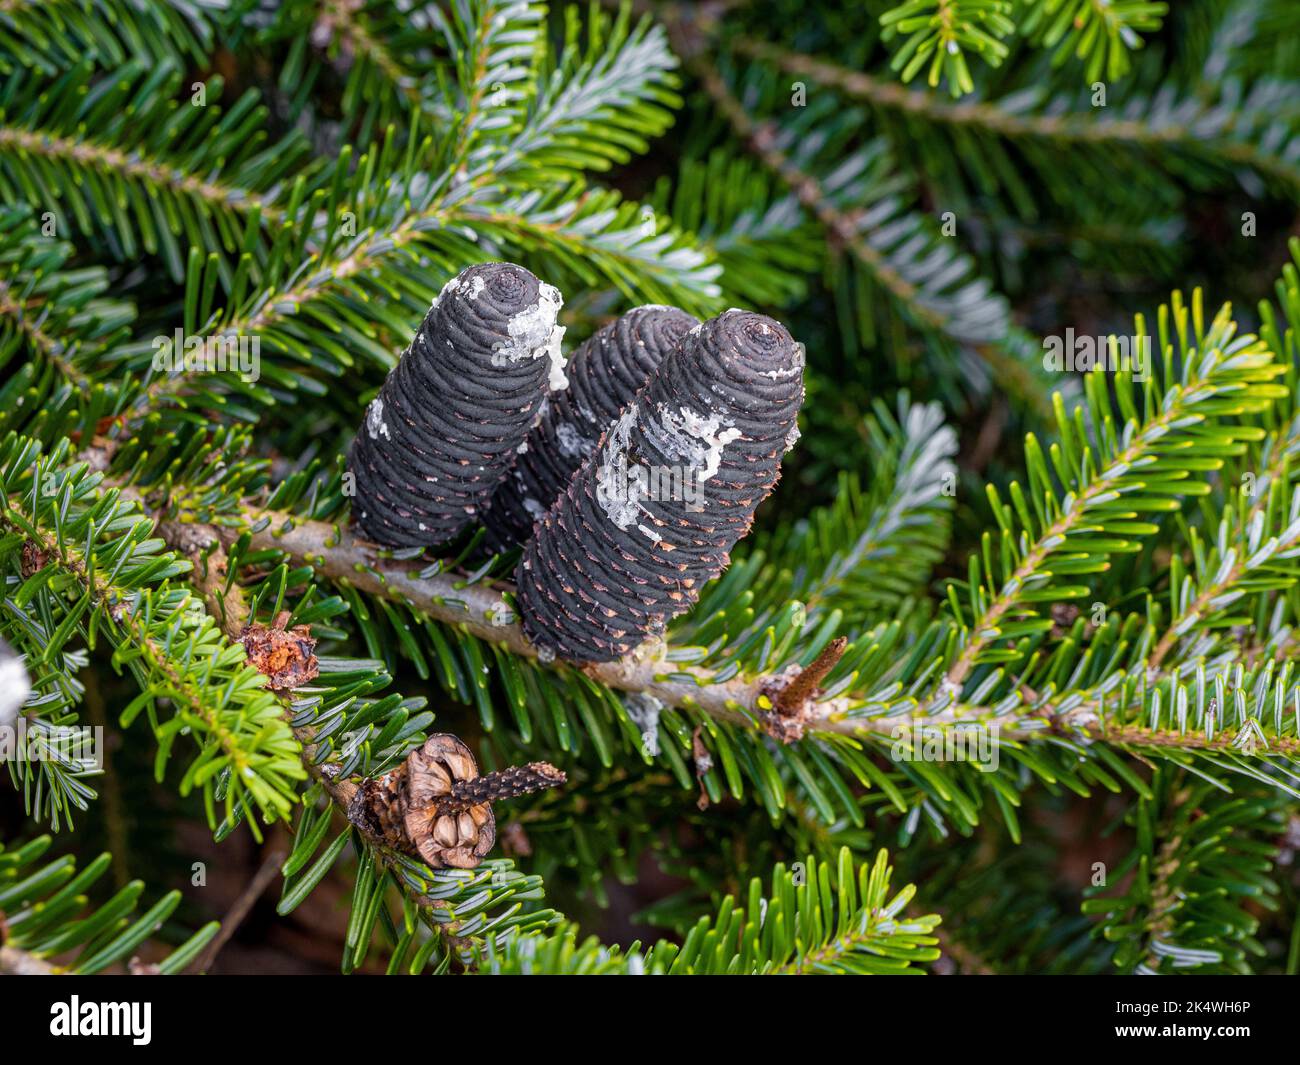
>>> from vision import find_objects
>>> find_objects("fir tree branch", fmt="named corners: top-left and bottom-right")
top-left (138, 511), bottom-right (557, 961)
top-left (879, 0), bottom-right (1015, 97)
top-left (314, 0), bottom-right (418, 107)
top-left (0, 834), bottom-right (220, 974)
top-left (127, 186), bottom-right (718, 417)
top-left (0, 205), bottom-right (134, 419)
top-left (129, 508), bottom-right (368, 810)
top-left (729, 38), bottom-right (1300, 191)
top-left (0, 277), bottom-right (88, 389)
top-left (0, 125), bottom-right (285, 225)
top-left (4, 497), bottom-right (304, 814)
top-left (476, 846), bottom-right (942, 974)
top-left (1083, 771), bottom-right (1282, 973)
top-left (0, 0), bottom-right (220, 75)
top-left (691, 396), bottom-right (958, 640)
top-left (1148, 478), bottom-right (1300, 671)
top-left (483, 3), bottom-right (681, 182)
top-left (938, 303), bottom-right (1285, 695)
top-left (697, 66), bottom-right (933, 327)
top-left (78, 398), bottom-right (1300, 843)
top-left (229, 502), bottom-right (1300, 761)
top-left (0, 441), bottom-right (306, 828)
top-left (0, 61), bottom-right (315, 278)
top-left (238, 502), bottom-right (781, 726)
top-left (685, 51), bottom-right (1052, 417)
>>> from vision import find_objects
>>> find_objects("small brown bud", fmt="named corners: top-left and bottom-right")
top-left (239, 611), bottom-right (319, 691)
top-left (20, 541), bottom-right (49, 579)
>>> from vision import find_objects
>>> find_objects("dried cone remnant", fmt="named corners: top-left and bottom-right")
top-left (239, 611), bottom-right (320, 691)
top-left (518, 310), bottom-right (805, 661)
top-left (348, 262), bottom-right (566, 547)
top-left (349, 734), bottom-right (565, 869)
top-left (481, 305), bottom-right (700, 553)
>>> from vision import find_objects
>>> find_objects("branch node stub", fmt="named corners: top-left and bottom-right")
top-left (758, 636), bottom-right (848, 743)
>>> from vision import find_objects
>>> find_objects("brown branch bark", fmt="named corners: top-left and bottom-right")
top-left (188, 848), bottom-right (286, 975)
top-left (239, 503), bottom-right (806, 730)
top-left (0, 945), bottom-right (58, 975)
top-left (87, 460), bottom-right (1300, 768)
top-left (233, 504), bottom-right (1300, 756)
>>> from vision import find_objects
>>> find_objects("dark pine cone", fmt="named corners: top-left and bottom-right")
top-left (480, 305), bottom-right (699, 553)
top-left (347, 262), bottom-right (565, 547)
top-left (516, 310), bottom-right (805, 662)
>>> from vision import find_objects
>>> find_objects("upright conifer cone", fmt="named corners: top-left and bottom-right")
top-left (348, 262), bottom-right (565, 547)
top-left (481, 305), bottom-right (700, 553)
top-left (517, 310), bottom-right (804, 661)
